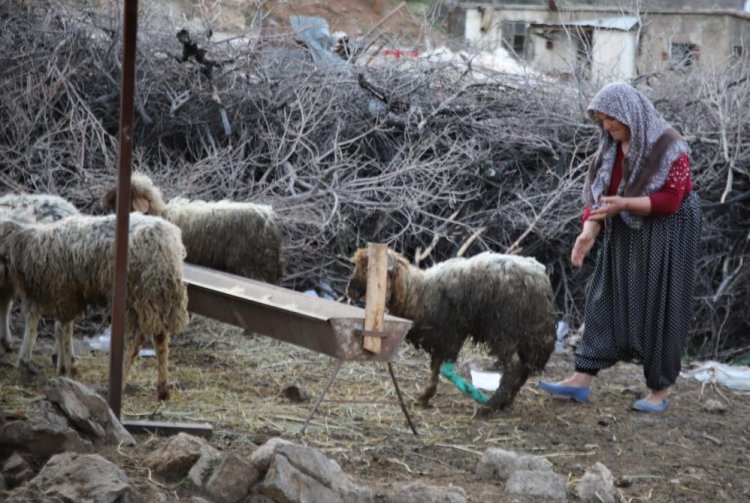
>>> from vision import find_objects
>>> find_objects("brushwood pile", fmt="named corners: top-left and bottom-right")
top-left (0, 0), bottom-right (747, 361)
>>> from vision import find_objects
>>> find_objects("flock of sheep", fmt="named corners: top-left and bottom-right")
top-left (0, 174), bottom-right (284, 400)
top-left (1, 175), bottom-right (557, 412)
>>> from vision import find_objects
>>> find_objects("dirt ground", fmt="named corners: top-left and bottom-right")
top-left (2, 315), bottom-right (749, 502)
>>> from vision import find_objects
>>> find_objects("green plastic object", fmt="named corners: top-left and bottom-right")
top-left (440, 362), bottom-right (490, 404)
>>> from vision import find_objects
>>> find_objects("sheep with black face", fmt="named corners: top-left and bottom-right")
top-left (347, 247), bottom-right (556, 411)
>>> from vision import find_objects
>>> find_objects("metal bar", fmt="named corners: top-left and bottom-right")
top-left (109, 0), bottom-right (139, 419)
top-left (388, 362), bottom-right (418, 435)
top-left (122, 420), bottom-right (213, 438)
top-left (300, 359), bottom-right (343, 435)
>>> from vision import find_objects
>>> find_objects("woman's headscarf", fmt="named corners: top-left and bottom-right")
top-left (583, 82), bottom-right (689, 229)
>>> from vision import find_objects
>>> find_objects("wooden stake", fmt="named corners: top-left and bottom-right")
top-left (363, 243), bottom-right (388, 353)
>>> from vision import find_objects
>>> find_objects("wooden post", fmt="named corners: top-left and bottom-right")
top-left (363, 243), bottom-right (388, 354)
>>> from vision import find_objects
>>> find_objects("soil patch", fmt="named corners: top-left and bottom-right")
top-left (2, 317), bottom-right (749, 501)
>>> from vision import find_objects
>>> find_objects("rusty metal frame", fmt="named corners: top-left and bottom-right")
top-left (109, 0), bottom-right (139, 418)
top-left (183, 263), bottom-right (418, 434)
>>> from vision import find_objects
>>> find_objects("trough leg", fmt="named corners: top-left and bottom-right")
top-left (416, 354), bottom-right (444, 407)
top-left (300, 359), bottom-right (342, 435)
top-left (485, 352), bottom-right (530, 411)
top-left (387, 363), bottom-right (418, 435)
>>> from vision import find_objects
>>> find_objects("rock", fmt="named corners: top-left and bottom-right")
top-left (506, 469), bottom-right (567, 501)
top-left (475, 448), bottom-right (553, 481)
top-left (249, 437), bottom-right (294, 473)
top-left (188, 447), bottom-right (223, 487)
top-left (258, 444), bottom-right (373, 503)
top-left (6, 452), bottom-right (130, 503)
top-left (0, 417), bottom-right (93, 463)
top-left (43, 377), bottom-right (135, 446)
top-left (702, 398), bottom-right (728, 414)
top-left (575, 462), bottom-right (616, 503)
top-left (146, 432), bottom-right (221, 481)
top-left (282, 385), bottom-right (310, 403)
top-left (203, 452), bottom-right (259, 503)
top-left (1, 452), bottom-right (34, 489)
top-left (384, 481), bottom-right (467, 503)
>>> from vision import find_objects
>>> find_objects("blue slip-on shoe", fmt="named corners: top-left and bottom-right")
top-left (537, 381), bottom-right (590, 403)
top-left (632, 398), bottom-right (669, 413)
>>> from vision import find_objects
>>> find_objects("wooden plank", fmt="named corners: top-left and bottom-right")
top-left (363, 243), bottom-right (388, 353)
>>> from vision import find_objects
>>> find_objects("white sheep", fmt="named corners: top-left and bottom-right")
top-left (347, 247), bottom-right (556, 412)
top-left (102, 172), bottom-right (285, 284)
top-left (0, 194), bottom-right (79, 357)
top-left (0, 212), bottom-right (189, 399)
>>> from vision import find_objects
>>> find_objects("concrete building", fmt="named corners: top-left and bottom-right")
top-left (449, 2), bottom-right (750, 83)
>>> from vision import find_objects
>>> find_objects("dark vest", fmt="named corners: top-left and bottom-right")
top-left (587, 128), bottom-right (682, 197)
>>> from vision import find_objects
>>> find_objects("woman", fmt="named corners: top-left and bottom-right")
top-left (539, 82), bottom-right (702, 413)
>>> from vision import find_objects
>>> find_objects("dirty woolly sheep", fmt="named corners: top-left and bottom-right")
top-left (0, 194), bottom-right (80, 362)
top-left (347, 247), bottom-right (556, 412)
top-left (102, 172), bottom-right (285, 284)
top-left (0, 213), bottom-right (189, 400)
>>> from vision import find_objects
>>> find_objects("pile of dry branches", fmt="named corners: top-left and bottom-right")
top-left (0, 1), bottom-right (747, 361)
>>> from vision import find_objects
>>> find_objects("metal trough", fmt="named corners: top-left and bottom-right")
top-left (182, 263), bottom-right (412, 361)
top-left (182, 262), bottom-right (418, 434)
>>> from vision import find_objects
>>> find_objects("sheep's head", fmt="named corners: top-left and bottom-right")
top-left (345, 247), bottom-right (397, 304)
top-left (101, 172), bottom-right (167, 215)
top-left (345, 248), bottom-right (370, 303)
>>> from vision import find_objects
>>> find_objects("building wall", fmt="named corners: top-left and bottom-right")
top-left (638, 13), bottom-right (733, 72)
top-left (528, 30), bottom-right (577, 75)
top-left (592, 30), bottom-right (637, 83)
top-left (458, 5), bottom-right (750, 79)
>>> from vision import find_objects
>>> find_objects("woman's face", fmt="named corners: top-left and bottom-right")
top-left (594, 111), bottom-right (631, 144)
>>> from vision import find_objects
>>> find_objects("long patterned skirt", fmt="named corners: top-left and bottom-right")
top-left (574, 192), bottom-right (702, 390)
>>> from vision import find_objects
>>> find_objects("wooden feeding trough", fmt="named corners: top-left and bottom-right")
top-left (181, 244), bottom-right (417, 433)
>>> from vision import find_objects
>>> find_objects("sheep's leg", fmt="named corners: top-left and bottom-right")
top-left (486, 352), bottom-right (529, 411)
top-left (16, 308), bottom-right (47, 384)
top-left (17, 309), bottom-right (40, 366)
top-left (0, 290), bottom-right (12, 354)
top-left (416, 354), bottom-right (444, 408)
top-left (154, 331), bottom-right (170, 401)
top-left (122, 331), bottom-right (143, 396)
top-left (54, 321), bottom-right (76, 377)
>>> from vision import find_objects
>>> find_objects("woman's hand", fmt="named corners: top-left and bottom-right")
top-left (588, 196), bottom-right (627, 221)
top-left (571, 221), bottom-right (601, 268)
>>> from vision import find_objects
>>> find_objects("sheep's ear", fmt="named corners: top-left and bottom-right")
top-left (133, 197), bottom-right (150, 213)
top-left (102, 187), bottom-right (117, 210)
top-left (386, 252), bottom-right (395, 271)
top-left (0, 219), bottom-right (21, 237)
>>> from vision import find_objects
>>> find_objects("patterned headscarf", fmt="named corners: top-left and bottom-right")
top-left (583, 82), bottom-right (689, 229)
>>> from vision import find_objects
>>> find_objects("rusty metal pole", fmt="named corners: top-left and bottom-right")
top-left (109, 0), bottom-right (139, 418)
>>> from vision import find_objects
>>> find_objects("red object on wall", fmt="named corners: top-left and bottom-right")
top-left (383, 49), bottom-right (420, 59)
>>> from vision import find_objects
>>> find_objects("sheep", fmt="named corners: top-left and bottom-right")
top-left (0, 194), bottom-right (80, 356)
top-left (102, 172), bottom-right (285, 284)
top-left (346, 247), bottom-right (556, 412)
top-left (0, 212), bottom-right (189, 399)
